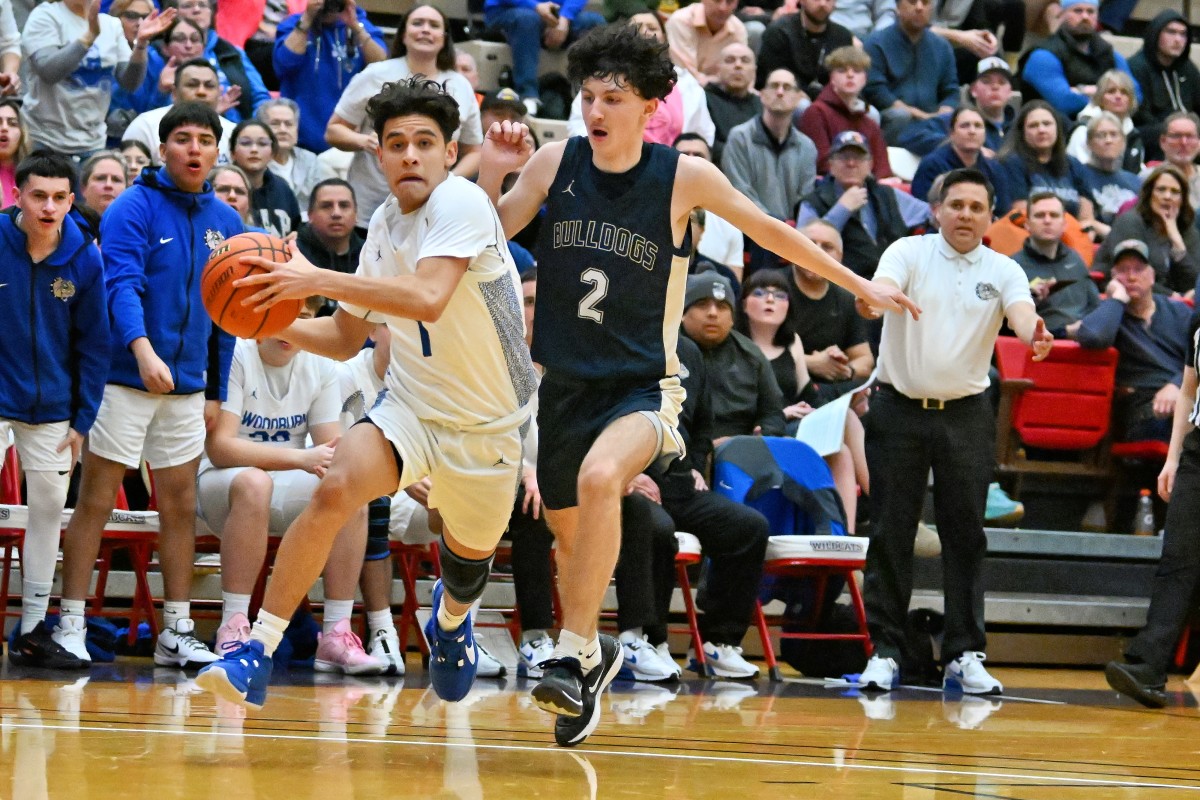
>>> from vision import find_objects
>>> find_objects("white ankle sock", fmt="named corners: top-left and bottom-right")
top-left (20, 580), bottom-right (52, 635)
top-left (163, 600), bottom-right (190, 630)
top-left (436, 598), bottom-right (469, 633)
top-left (221, 593), bottom-right (252, 625)
top-left (323, 599), bottom-right (353, 633)
top-left (60, 598), bottom-right (86, 619)
top-left (553, 629), bottom-right (600, 672)
top-left (367, 608), bottom-right (395, 636)
top-left (249, 609), bottom-right (289, 657)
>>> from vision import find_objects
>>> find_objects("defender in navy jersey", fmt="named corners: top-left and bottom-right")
top-left (478, 24), bottom-right (919, 747)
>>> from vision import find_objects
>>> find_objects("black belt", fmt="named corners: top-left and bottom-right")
top-left (876, 383), bottom-right (983, 411)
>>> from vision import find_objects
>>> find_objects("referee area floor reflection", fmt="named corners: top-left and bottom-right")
top-left (2, 662), bottom-right (1199, 798)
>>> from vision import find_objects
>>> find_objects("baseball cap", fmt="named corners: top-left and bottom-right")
top-left (1061, 0), bottom-right (1098, 8)
top-left (976, 56), bottom-right (1012, 81)
top-left (829, 130), bottom-right (870, 156)
top-left (1112, 238), bottom-right (1151, 264)
top-left (685, 271), bottom-right (735, 310)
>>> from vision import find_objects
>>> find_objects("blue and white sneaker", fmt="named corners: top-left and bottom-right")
top-left (617, 632), bottom-right (678, 682)
top-left (688, 642), bottom-right (760, 679)
top-left (857, 654), bottom-right (900, 692)
top-left (518, 634), bottom-right (555, 679)
top-left (424, 580), bottom-right (478, 702)
top-left (943, 651), bottom-right (1003, 695)
top-left (195, 640), bottom-right (273, 710)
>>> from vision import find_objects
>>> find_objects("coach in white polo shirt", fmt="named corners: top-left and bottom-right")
top-left (856, 168), bottom-right (1053, 696)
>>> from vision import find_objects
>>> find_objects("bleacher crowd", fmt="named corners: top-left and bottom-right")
top-left (0, 0), bottom-right (1198, 703)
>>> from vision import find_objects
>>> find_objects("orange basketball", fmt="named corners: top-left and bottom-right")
top-left (201, 232), bottom-right (301, 339)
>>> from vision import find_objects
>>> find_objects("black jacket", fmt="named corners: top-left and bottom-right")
top-left (802, 176), bottom-right (910, 279)
top-left (1130, 10), bottom-right (1200, 160)
top-left (756, 14), bottom-right (854, 97)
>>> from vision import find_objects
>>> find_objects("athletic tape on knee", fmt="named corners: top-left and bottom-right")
top-left (438, 536), bottom-right (493, 605)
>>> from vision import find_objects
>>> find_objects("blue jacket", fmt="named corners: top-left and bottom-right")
top-left (273, 9), bottom-right (386, 153)
top-left (911, 143), bottom-right (1011, 210)
top-left (0, 208), bottom-right (109, 433)
top-left (101, 167), bottom-right (243, 400)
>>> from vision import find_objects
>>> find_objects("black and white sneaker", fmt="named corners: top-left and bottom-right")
top-left (8, 621), bottom-right (88, 669)
top-left (532, 634), bottom-right (622, 748)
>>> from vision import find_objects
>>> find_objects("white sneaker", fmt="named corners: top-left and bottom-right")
top-left (617, 633), bottom-right (678, 682)
top-left (857, 693), bottom-right (896, 720)
top-left (155, 618), bottom-right (220, 669)
top-left (943, 651), bottom-right (1003, 695)
top-left (858, 655), bottom-right (899, 692)
top-left (694, 642), bottom-right (760, 679)
top-left (368, 628), bottom-right (406, 676)
top-left (517, 634), bottom-right (554, 679)
top-left (654, 642), bottom-right (683, 678)
top-left (475, 640), bottom-right (507, 678)
top-left (51, 615), bottom-right (91, 664)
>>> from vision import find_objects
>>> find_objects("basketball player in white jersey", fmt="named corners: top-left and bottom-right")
top-left (195, 77), bottom-right (536, 710)
top-left (197, 298), bottom-right (385, 675)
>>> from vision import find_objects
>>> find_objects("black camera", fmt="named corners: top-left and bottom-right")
top-left (323, 0), bottom-right (346, 15)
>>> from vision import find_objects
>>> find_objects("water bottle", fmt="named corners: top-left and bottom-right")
top-left (1133, 489), bottom-right (1155, 536)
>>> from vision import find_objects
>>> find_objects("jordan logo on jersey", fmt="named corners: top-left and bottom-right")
top-left (551, 219), bottom-right (658, 270)
top-left (562, 180), bottom-right (575, 196)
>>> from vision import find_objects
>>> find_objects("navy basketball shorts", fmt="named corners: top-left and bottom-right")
top-left (537, 370), bottom-right (685, 510)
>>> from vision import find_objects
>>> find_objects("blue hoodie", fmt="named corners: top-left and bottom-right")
top-left (0, 208), bottom-right (109, 434)
top-left (101, 166), bottom-right (243, 401)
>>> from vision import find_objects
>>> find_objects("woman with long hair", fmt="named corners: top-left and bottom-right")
top-left (1096, 164), bottom-right (1200, 295)
top-left (229, 119), bottom-right (300, 238)
top-left (0, 99), bottom-right (28, 208)
top-left (735, 268), bottom-right (869, 532)
top-left (324, 3), bottom-right (481, 233)
top-left (1000, 100), bottom-right (1097, 227)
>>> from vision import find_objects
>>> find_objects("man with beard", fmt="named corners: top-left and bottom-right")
top-left (756, 0), bottom-right (853, 99)
top-left (1019, 0), bottom-right (1141, 121)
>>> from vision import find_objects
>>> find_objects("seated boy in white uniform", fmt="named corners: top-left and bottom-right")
top-left (198, 297), bottom-right (386, 675)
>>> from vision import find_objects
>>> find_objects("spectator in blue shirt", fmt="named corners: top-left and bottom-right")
top-left (863, 0), bottom-right (958, 146)
top-left (1019, 0), bottom-right (1141, 121)
top-left (1076, 239), bottom-right (1193, 442)
top-left (485, 0), bottom-right (605, 113)
top-left (273, 0), bottom-right (387, 153)
top-left (911, 106), bottom-right (1010, 209)
top-left (1076, 111), bottom-right (1141, 229)
top-left (999, 99), bottom-right (1097, 226)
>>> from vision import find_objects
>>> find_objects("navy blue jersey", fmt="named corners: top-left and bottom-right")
top-left (532, 137), bottom-right (692, 382)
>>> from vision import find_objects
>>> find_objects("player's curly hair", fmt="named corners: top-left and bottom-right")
top-left (367, 77), bottom-right (461, 142)
top-left (567, 24), bottom-right (676, 102)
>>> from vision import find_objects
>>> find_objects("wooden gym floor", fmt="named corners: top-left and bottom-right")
top-left (1, 661), bottom-right (1199, 799)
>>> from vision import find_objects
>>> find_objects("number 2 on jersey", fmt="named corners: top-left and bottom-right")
top-left (577, 268), bottom-right (609, 324)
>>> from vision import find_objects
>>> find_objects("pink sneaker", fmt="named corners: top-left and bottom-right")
top-left (214, 612), bottom-right (251, 656)
top-left (315, 618), bottom-right (387, 676)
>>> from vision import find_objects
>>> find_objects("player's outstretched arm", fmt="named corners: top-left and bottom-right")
top-left (676, 157), bottom-right (921, 319)
top-left (478, 122), bottom-right (563, 239)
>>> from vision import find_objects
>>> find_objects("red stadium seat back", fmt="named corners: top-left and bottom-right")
top-left (995, 337), bottom-right (1118, 451)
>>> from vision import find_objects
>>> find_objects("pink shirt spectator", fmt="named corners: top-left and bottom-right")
top-left (644, 86), bottom-right (685, 146)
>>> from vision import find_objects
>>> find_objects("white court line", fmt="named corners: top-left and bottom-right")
top-left (4, 720), bottom-right (1198, 792)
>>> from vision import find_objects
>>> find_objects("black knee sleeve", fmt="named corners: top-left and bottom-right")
top-left (438, 536), bottom-right (493, 604)
top-left (364, 496), bottom-right (391, 561)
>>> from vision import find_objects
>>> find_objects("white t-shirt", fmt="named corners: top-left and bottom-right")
top-left (22, 3), bottom-right (131, 153)
top-left (876, 233), bottom-right (1032, 400)
top-left (123, 104), bottom-right (237, 165)
top-left (340, 176), bottom-right (536, 434)
top-left (333, 58), bottom-right (483, 228)
top-left (201, 338), bottom-right (341, 471)
top-left (337, 346), bottom-right (386, 431)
